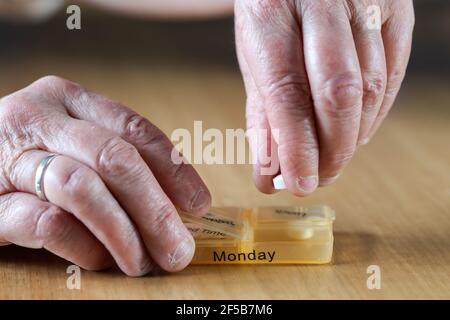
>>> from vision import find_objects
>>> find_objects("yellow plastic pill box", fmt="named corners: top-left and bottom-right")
top-left (180, 205), bottom-right (335, 265)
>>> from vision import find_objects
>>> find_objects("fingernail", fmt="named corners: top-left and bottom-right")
top-left (138, 258), bottom-right (155, 276)
top-left (190, 188), bottom-right (209, 212)
top-left (319, 174), bottom-right (340, 186)
top-left (296, 176), bottom-right (318, 193)
top-left (168, 236), bottom-right (195, 269)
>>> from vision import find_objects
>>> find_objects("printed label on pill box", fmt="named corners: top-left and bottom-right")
top-left (274, 208), bottom-right (309, 217)
top-left (212, 250), bottom-right (276, 263)
top-left (181, 208), bottom-right (247, 240)
top-left (184, 223), bottom-right (227, 239)
top-left (185, 223), bottom-right (230, 239)
top-left (201, 212), bottom-right (237, 227)
top-left (255, 206), bottom-right (335, 222)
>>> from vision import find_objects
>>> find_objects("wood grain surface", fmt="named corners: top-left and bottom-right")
top-left (0, 16), bottom-right (449, 299)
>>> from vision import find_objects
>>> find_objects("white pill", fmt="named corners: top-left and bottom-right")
top-left (288, 227), bottom-right (314, 240)
top-left (273, 174), bottom-right (286, 190)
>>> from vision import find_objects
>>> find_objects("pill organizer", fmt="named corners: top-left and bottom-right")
top-left (180, 205), bottom-right (335, 265)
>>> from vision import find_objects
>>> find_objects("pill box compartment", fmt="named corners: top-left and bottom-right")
top-left (181, 206), bottom-right (335, 265)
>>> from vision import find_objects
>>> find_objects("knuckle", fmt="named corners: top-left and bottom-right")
top-left (148, 202), bottom-right (176, 237)
top-left (33, 75), bottom-right (87, 105)
top-left (35, 206), bottom-right (72, 245)
top-left (37, 75), bottom-right (65, 84)
top-left (59, 165), bottom-right (97, 203)
top-left (34, 75), bottom-right (67, 90)
top-left (96, 136), bottom-right (142, 178)
top-left (266, 74), bottom-right (312, 109)
top-left (316, 72), bottom-right (362, 119)
top-left (123, 113), bottom-right (163, 146)
top-left (362, 71), bottom-right (385, 106)
top-left (60, 80), bottom-right (87, 104)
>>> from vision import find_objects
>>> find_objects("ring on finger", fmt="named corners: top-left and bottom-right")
top-left (35, 153), bottom-right (59, 201)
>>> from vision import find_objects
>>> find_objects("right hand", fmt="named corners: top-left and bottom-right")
top-left (0, 75), bottom-right (211, 276)
top-left (235, 0), bottom-right (414, 195)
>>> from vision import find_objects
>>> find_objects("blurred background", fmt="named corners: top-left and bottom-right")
top-left (2, 1), bottom-right (450, 86)
top-left (0, 0), bottom-right (449, 205)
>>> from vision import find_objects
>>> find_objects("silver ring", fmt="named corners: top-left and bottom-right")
top-left (35, 154), bottom-right (59, 201)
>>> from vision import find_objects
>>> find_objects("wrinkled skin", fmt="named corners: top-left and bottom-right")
top-left (0, 0), bottom-right (414, 275)
top-left (236, 0), bottom-right (414, 195)
top-left (0, 76), bottom-right (211, 275)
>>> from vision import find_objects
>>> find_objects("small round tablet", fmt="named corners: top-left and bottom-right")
top-left (287, 227), bottom-right (314, 240)
top-left (273, 174), bottom-right (286, 190)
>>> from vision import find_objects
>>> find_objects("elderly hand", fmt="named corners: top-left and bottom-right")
top-left (235, 0), bottom-right (414, 195)
top-left (0, 76), bottom-right (211, 276)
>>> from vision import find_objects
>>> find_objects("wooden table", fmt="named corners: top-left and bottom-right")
top-left (0, 16), bottom-right (449, 299)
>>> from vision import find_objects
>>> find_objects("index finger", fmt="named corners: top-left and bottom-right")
top-left (235, 0), bottom-right (319, 196)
